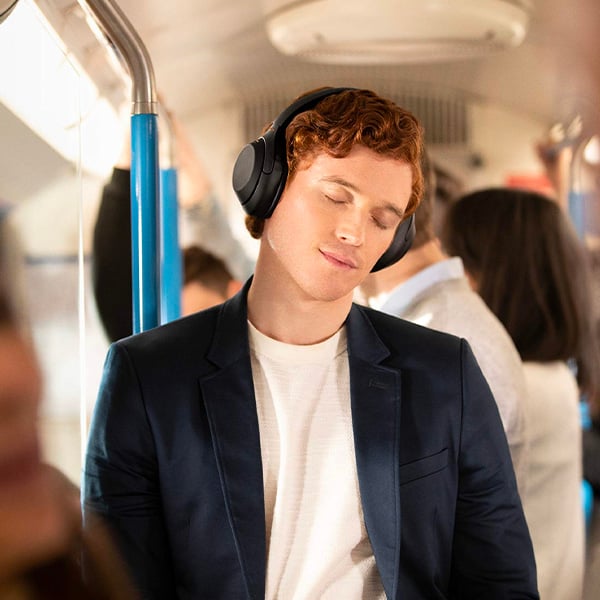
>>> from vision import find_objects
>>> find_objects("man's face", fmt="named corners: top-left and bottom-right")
top-left (260, 144), bottom-right (413, 304)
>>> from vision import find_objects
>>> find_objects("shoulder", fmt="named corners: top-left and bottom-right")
top-left (523, 361), bottom-right (579, 400)
top-left (122, 305), bottom-right (220, 348)
top-left (359, 302), bottom-right (460, 339)
top-left (113, 305), bottom-right (223, 375)
top-left (405, 279), bottom-right (522, 369)
top-left (408, 277), bottom-right (499, 334)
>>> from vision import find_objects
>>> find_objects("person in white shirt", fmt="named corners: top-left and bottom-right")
top-left (442, 187), bottom-right (600, 600)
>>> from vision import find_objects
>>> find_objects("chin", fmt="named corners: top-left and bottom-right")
top-left (308, 278), bottom-right (358, 303)
top-left (0, 470), bottom-right (71, 578)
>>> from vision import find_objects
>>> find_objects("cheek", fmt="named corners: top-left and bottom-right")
top-left (264, 199), bottom-right (309, 254)
top-left (263, 215), bottom-right (286, 256)
top-left (366, 227), bottom-right (398, 262)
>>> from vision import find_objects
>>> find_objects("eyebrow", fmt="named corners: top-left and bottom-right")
top-left (321, 175), bottom-right (405, 219)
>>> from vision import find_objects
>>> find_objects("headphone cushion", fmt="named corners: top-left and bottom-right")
top-left (232, 138), bottom-right (286, 218)
top-left (232, 140), bottom-right (264, 209)
top-left (371, 214), bottom-right (415, 272)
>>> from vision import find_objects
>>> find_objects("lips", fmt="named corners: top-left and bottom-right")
top-left (320, 249), bottom-right (358, 269)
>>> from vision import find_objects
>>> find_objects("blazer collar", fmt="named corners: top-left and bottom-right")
top-left (206, 277), bottom-right (253, 368)
top-left (346, 303), bottom-right (391, 363)
top-left (206, 282), bottom-right (392, 365)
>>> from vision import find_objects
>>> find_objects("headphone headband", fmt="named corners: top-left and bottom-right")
top-left (272, 87), bottom-right (354, 131)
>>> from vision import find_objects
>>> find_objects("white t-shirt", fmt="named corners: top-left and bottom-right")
top-left (248, 322), bottom-right (386, 600)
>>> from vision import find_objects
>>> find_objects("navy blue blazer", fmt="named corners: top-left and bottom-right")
top-left (83, 283), bottom-right (538, 599)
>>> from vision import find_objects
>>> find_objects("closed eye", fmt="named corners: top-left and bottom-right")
top-left (371, 216), bottom-right (390, 230)
top-left (371, 211), bottom-right (400, 231)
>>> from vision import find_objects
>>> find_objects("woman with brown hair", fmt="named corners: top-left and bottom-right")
top-left (442, 187), bottom-right (600, 600)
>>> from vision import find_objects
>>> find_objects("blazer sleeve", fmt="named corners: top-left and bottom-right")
top-left (450, 339), bottom-right (539, 599)
top-left (82, 342), bottom-right (176, 600)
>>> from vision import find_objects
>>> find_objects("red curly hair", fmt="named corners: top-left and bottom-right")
top-left (245, 87), bottom-right (424, 239)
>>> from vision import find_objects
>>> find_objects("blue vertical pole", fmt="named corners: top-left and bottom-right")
top-left (131, 113), bottom-right (160, 333)
top-left (78, 0), bottom-right (160, 333)
top-left (160, 167), bottom-right (181, 323)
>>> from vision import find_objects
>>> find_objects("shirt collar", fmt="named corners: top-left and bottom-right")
top-left (371, 256), bottom-right (465, 316)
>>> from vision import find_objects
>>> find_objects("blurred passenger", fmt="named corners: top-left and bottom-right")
top-left (0, 209), bottom-right (29, 334)
top-left (359, 152), bottom-right (529, 490)
top-left (442, 187), bottom-right (600, 600)
top-left (92, 109), bottom-right (253, 342)
top-left (0, 241), bottom-right (137, 599)
top-left (181, 244), bottom-right (241, 315)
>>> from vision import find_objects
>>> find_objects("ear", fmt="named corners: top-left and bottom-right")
top-left (226, 279), bottom-right (243, 298)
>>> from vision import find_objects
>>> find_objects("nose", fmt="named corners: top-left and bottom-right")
top-left (336, 210), bottom-right (365, 246)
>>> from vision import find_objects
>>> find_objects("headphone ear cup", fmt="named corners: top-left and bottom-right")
top-left (232, 132), bottom-right (286, 218)
top-left (371, 214), bottom-right (415, 272)
top-left (232, 139), bottom-right (265, 210)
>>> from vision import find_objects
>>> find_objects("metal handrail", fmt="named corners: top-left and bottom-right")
top-left (78, 0), bottom-right (160, 333)
top-left (77, 0), bottom-right (156, 115)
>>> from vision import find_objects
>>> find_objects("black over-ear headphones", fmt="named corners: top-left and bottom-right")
top-left (231, 86), bottom-right (415, 272)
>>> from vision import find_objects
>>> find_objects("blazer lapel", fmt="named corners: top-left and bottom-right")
top-left (346, 306), bottom-right (402, 600)
top-left (200, 282), bottom-right (266, 600)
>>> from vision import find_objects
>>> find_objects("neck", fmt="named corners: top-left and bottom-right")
top-left (247, 262), bottom-right (352, 346)
top-left (361, 238), bottom-right (447, 300)
top-left (0, 577), bottom-right (32, 599)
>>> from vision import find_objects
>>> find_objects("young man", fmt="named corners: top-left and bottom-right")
top-left (83, 87), bottom-right (538, 599)
top-left (359, 152), bottom-right (530, 492)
